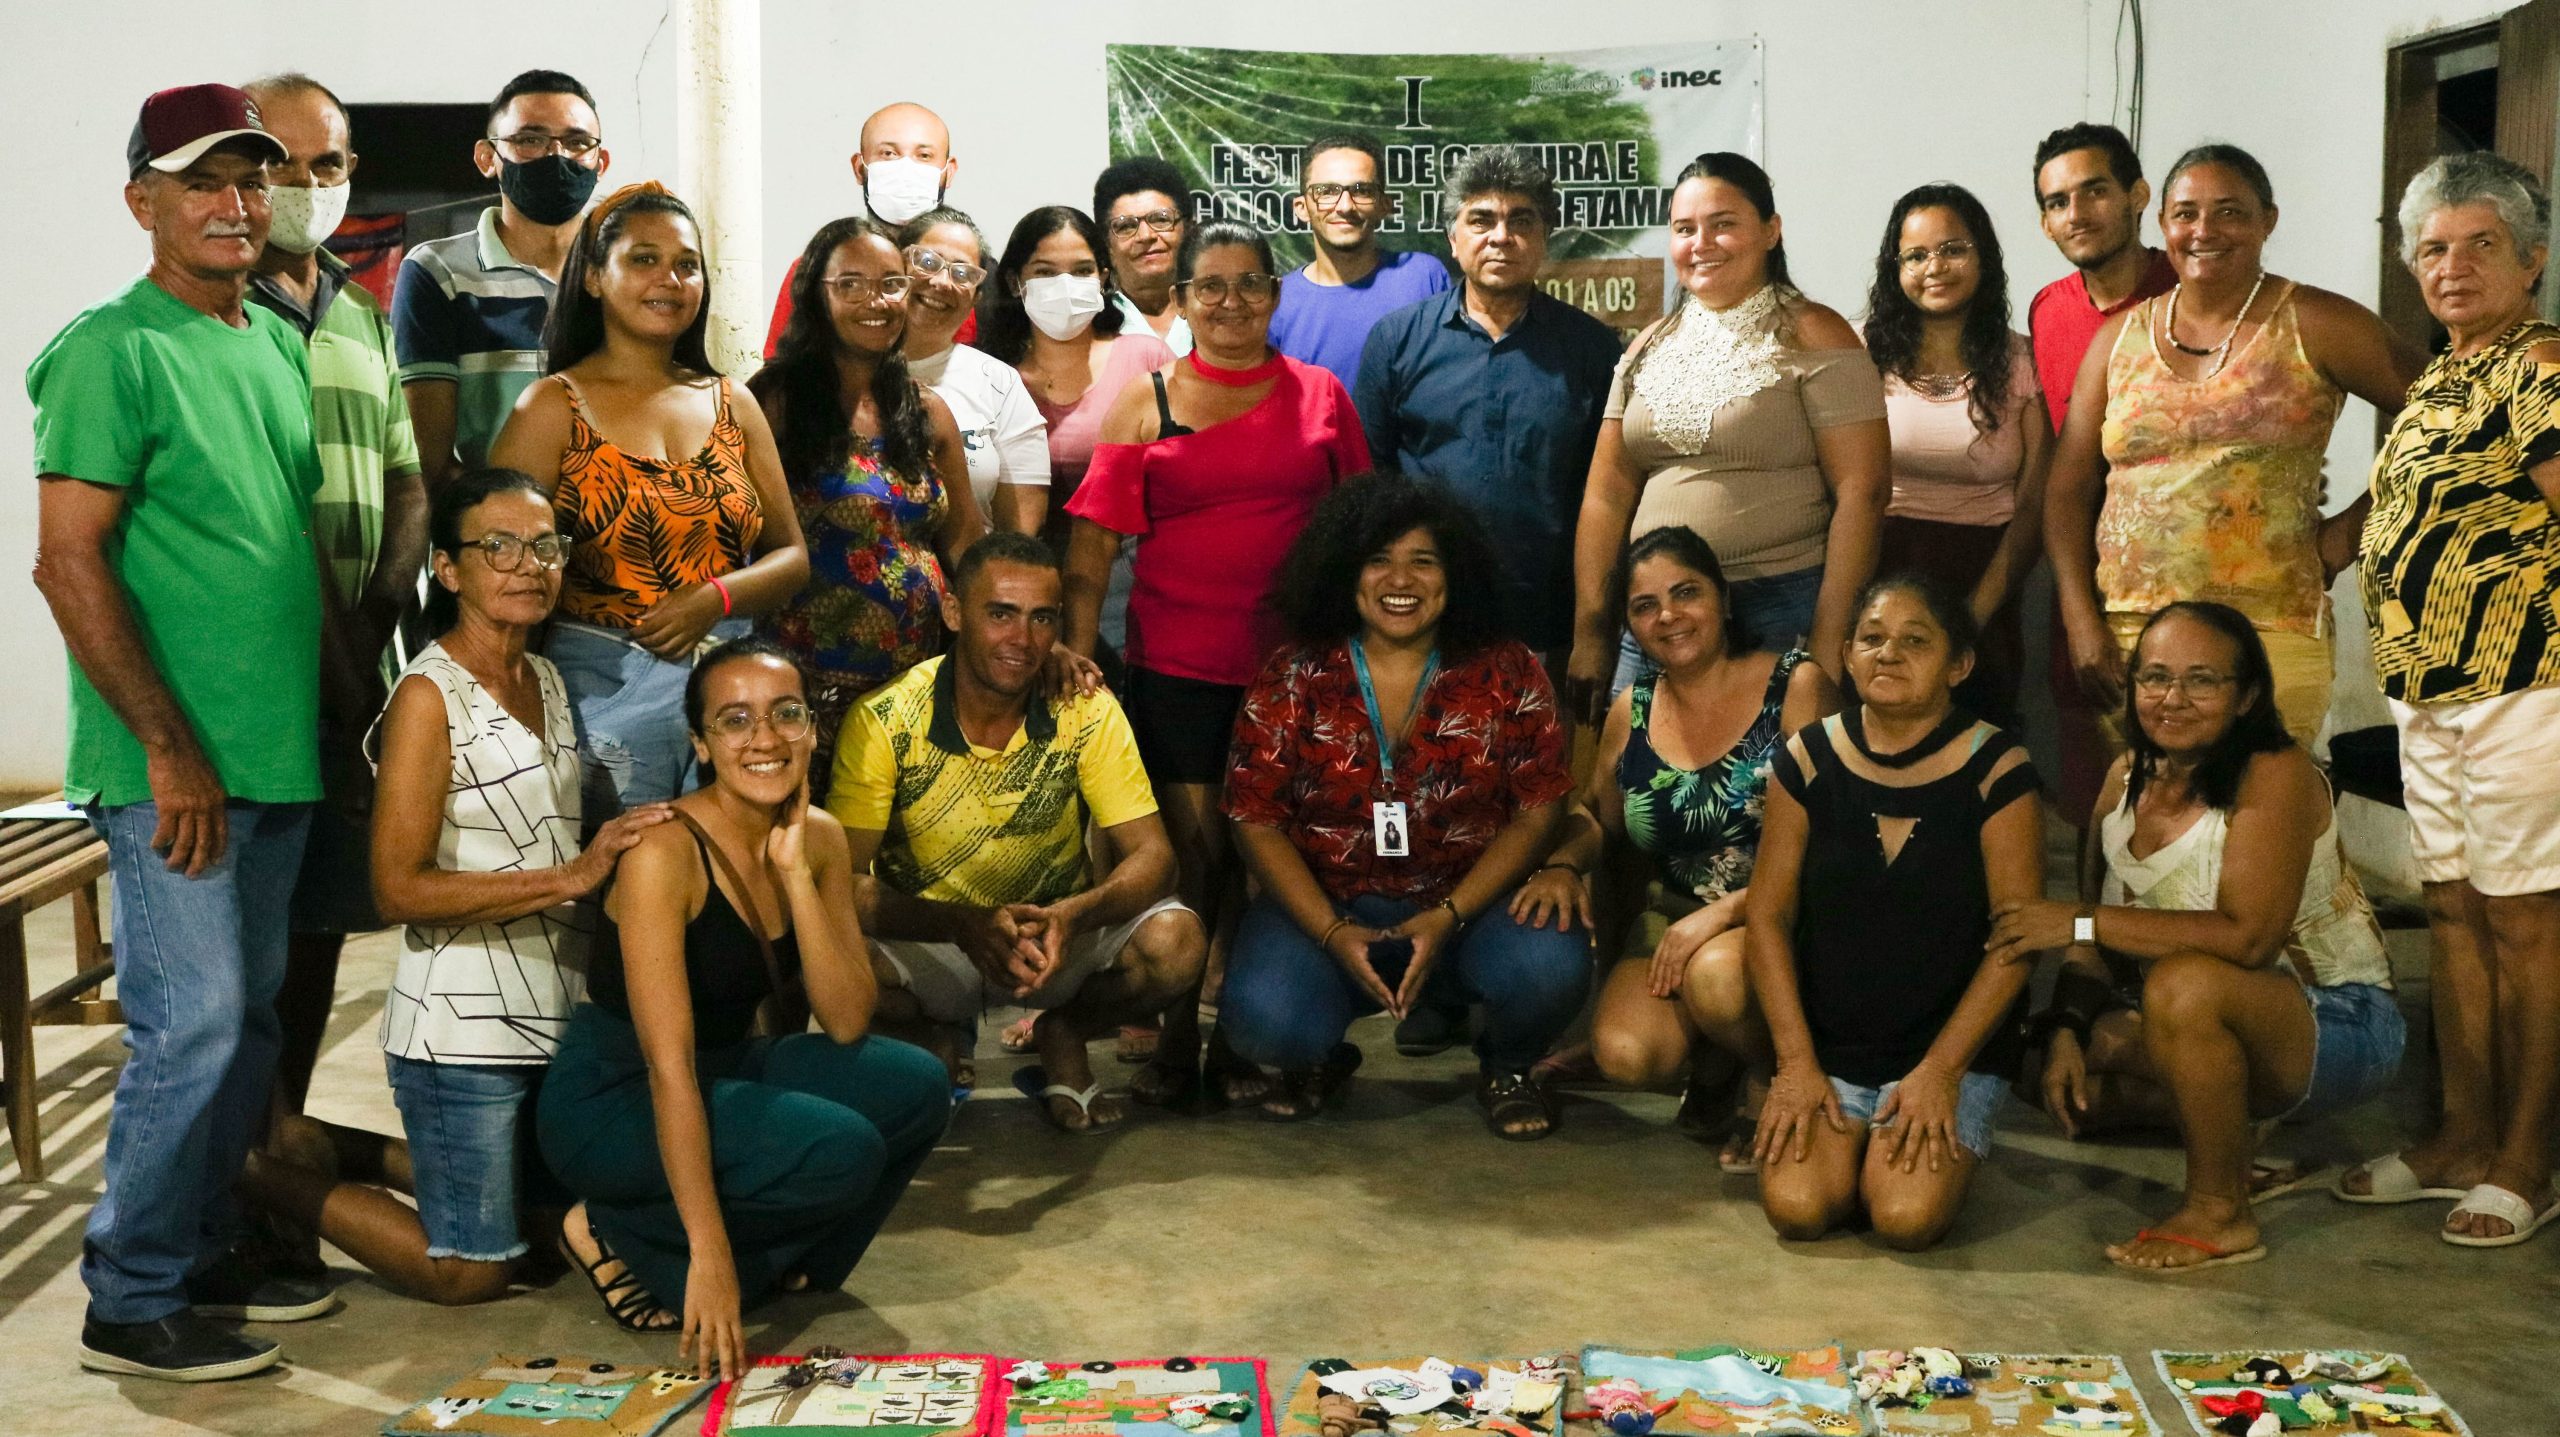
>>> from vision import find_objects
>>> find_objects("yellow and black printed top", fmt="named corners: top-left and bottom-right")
top-left (2362, 319), bottom-right (2560, 702)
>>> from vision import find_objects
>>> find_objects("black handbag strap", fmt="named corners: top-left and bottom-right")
top-left (673, 808), bottom-right (792, 1008)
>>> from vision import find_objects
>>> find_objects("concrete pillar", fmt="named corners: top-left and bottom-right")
top-left (678, 0), bottom-right (763, 374)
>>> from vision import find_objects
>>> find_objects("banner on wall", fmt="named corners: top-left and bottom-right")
top-left (1102, 41), bottom-right (1762, 330)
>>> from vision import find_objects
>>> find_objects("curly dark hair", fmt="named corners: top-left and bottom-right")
top-left (1862, 182), bottom-right (2015, 438)
top-left (748, 216), bottom-right (935, 483)
top-left (2123, 601), bottom-right (2293, 811)
top-left (1267, 473), bottom-right (1508, 656)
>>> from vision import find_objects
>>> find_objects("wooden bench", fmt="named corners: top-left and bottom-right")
top-left (0, 797), bottom-right (118, 1183)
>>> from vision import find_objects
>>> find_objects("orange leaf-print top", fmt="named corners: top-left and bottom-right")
top-left (550, 374), bottom-right (763, 629)
top-left (2096, 282), bottom-right (2343, 636)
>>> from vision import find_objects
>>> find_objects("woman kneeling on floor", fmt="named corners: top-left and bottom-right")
top-left (1221, 474), bottom-right (1587, 1137)
top-left (1544, 526), bottom-right (1835, 1165)
top-left (539, 639), bottom-right (949, 1379)
top-left (1991, 601), bottom-right (2403, 1271)
top-left (1747, 574), bottom-right (2043, 1249)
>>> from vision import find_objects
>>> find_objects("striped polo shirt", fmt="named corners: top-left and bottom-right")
top-left (390, 206), bottom-right (555, 468)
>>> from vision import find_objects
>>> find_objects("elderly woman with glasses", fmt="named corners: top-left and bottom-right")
top-left (2338, 152), bottom-right (2560, 1249)
top-left (896, 207), bottom-right (1052, 536)
top-left (1063, 218), bottom-right (1371, 1109)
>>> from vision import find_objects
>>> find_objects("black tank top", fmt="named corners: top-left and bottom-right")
top-left (587, 829), bottom-right (801, 1049)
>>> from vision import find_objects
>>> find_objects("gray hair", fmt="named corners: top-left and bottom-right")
top-left (2397, 150), bottom-right (2550, 266)
top-left (1442, 148), bottom-right (1561, 232)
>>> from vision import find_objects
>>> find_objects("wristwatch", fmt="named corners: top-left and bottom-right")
top-left (2072, 908), bottom-right (2097, 946)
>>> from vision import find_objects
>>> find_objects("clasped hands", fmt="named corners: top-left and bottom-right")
top-left (957, 900), bottom-right (1080, 999)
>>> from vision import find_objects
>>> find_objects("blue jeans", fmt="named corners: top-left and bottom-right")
top-left (1221, 892), bottom-right (1592, 1073)
top-left (386, 1055), bottom-right (540, 1262)
top-left (1612, 563), bottom-right (1825, 695)
top-left (544, 618), bottom-right (751, 816)
top-left (83, 800), bottom-right (311, 1322)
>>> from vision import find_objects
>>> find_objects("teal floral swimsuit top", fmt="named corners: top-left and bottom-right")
top-left (1618, 649), bottom-right (1807, 903)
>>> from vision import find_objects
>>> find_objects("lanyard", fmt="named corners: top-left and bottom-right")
top-left (1350, 641), bottom-right (1438, 786)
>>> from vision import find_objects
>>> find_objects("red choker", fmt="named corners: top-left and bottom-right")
top-left (1186, 349), bottom-right (1284, 386)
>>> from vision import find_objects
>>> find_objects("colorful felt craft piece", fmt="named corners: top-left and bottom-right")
top-left (1279, 1355), bottom-right (1572, 1437)
top-left (2152, 1351), bottom-right (2472, 1437)
top-left (383, 1355), bottom-right (713, 1437)
top-left (703, 1351), bottom-right (1004, 1435)
top-left (1573, 1345), bottom-right (1865, 1437)
top-left (1851, 1353), bottom-right (2157, 1437)
top-left (1003, 1357), bottom-right (1277, 1437)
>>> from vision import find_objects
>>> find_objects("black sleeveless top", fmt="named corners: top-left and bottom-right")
top-left (1772, 711), bottom-right (2039, 1087)
top-left (587, 829), bottom-right (802, 1050)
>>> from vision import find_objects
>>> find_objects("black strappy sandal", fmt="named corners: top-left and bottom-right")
top-left (1479, 1069), bottom-right (1558, 1142)
top-left (560, 1215), bottom-right (678, 1333)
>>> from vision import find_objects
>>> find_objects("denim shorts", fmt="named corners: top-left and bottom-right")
top-left (2282, 982), bottom-right (2406, 1121)
top-left (1829, 1070), bottom-right (2008, 1160)
top-left (385, 1053), bottom-right (540, 1262)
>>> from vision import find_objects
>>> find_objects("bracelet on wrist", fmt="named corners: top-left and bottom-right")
top-left (1318, 916), bottom-right (1349, 947)
top-left (1438, 898), bottom-right (1464, 926)
top-left (1537, 860), bottom-right (1584, 878)
top-left (708, 574), bottom-right (734, 616)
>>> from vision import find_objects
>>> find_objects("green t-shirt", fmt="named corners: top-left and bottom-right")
top-left (27, 277), bottom-right (325, 807)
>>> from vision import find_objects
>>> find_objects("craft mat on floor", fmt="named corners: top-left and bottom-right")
top-left (1276, 1356), bottom-right (1570, 1437)
top-left (704, 1352), bottom-right (1002, 1435)
top-left (383, 1355), bottom-right (711, 1437)
top-left (1572, 1346), bottom-right (1862, 1437)
top-left (1852, 1351), bottom-right (2156, 1436)
top-left (1004, 1358), bottom-right (1277, 1437)
top-left (2153, 1352), bottom-right (2470, 1437)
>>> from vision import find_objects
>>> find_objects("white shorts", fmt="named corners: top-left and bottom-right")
top-left (2389, 685), bottom-right (2560, 896)
top-left (870, 897), bottom-right (1195, 1025)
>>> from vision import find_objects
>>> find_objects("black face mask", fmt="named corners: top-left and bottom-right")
top-left (499, 154), bottom-right (601, 226)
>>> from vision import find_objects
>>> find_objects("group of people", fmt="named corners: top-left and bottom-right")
top-left (27, 65), bottom-right (2560, 1391)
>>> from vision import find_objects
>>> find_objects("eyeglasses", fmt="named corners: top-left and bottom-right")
top-left (1897, 239), bottom-right (1978, 269)
top-left (904, 247), bottom-right (986, 289)
top-left (1177, 272), bottom-right (1278, 306)
top-left (1108, 209), bottom-right (1182, 238)
top-left (821, 273), bottom-right (913, 301)
top-left (2131, 667), bottom-right (2236, 700)
top-left (461, 531), bottom-right (571, 572)
top-left (1305, 182), bottom-right (1383, 209)
top-left (708, 700), bottom-right (814, 747)
top-left (490, 130), bottom-right (603, 163)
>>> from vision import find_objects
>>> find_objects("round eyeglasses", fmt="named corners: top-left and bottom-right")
top-left (708, 700), bottom-right (814, 747)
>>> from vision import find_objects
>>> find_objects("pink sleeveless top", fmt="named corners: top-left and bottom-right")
top-left (2096, 283), bottom-right (2343, 635)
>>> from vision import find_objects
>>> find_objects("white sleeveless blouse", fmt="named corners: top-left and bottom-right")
top-left (2099, 789), bottom-right (2391, 989)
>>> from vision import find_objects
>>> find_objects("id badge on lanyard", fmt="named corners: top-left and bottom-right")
top-left (1351, 642), bottom-right (1436, 862)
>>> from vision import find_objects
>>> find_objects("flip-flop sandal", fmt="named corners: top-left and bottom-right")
top-left (558, 1218), bottom-right (679, 1331)
top-left (1717, 1124), bottom-right (1761, 1176)
top-left (1262, 1043), bottom-right (1362, 1122)
top-left (2332, 1152), bottom-right (2469, 1205)
top-left (2113, 1228), bottom-right (2268, 1272)
top-left (1478, 1069), bottom-right (1558, 1143)
top-left (1116, 1024), bottom-right (1161, 1064)
top-left (2441, 1183), bottom-right (2560, 1248)
top-left (1011, 1065), bottom-right (1122, 1136)
top-left (997, 1016), bottom-right (1038, 1054)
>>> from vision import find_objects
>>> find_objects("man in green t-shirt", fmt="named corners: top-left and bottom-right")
top-left (28, 83), bottom-right (335, 1384)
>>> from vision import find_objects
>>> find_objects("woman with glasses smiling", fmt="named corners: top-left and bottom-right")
top-left (895, 207), bottom-right (1052, 536)
top-left (1065, 218), bottom-right (1372, 1109)
top-left (751, 216), bottom-right (986, 797)
top-left (1988, 600), bottom-right (2399, 1272)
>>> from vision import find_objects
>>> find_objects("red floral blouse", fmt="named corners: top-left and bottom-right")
top-left (1225, 639), bottom-right (1572, 904)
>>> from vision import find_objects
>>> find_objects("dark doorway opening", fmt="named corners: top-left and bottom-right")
top-left (323, 102), bottom-right (493, 304)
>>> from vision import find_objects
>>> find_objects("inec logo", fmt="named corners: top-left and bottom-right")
top-left (1632, 64), bottom-right (1724, 90)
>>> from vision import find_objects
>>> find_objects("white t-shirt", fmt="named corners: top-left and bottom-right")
top-left (908, 342), bottom-right (1052, 515)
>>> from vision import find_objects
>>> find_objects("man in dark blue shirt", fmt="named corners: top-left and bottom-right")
top-left (1354, 151), bottom-right (1623, 669)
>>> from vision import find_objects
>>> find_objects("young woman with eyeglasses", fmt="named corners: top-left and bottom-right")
top-left (1988, 601), bottom-right (2400, 1272)
top-left (894, 207), bottom-right (1053, 536)
top-left (538, 637), bottom-right (949, 1376)
top-left (749, 216), bottom-right (988, 799)
top-left (1063, 219), bottom-right (1372, 1110)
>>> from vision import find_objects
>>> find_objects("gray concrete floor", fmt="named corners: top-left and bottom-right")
top-left (3, 858), bottom-right (2553, 1436)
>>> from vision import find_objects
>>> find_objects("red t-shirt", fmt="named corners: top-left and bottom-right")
top-left (2026, 249), bottom-right (2176, 432)
top-left (1067, 356), bottom-right (1370, 686)
top-left (764, 256), bottom-right (975, 359)
top-left (1225, 639), bottom-right (1572, 905)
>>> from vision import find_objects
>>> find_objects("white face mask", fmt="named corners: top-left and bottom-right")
top-left (266, 182), bottom-right (352, 255)
top-left (863, 157), bottom-right (945, 226)
top-left (1021, 274), bottom-right (1106, 341)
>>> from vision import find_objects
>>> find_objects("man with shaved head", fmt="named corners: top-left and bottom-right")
top-left (764, 100), bottom-right (962, 356)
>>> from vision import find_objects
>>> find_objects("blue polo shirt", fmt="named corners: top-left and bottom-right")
top-left (1354, 287), bottom-right (1623, 651)
top-left (1270, 249), bottom-right (1451, 393)
top-left (390, 206), bottom-right (556, 468)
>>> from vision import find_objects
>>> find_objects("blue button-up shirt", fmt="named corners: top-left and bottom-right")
top-left (1354, 287), bottom-right (1624, 651)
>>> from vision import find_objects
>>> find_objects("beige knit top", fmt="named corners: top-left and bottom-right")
top-left (1606, 289), bottom-right (1888, 580)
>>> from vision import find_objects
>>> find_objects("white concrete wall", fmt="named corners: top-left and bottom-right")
top-left (0, 0), bottom-right (2517, 788)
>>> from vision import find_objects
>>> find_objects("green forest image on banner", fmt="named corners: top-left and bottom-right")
top-left (1103, 41), bottom-right (1762, 329)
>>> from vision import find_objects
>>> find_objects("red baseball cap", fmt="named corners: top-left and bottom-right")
top-left (127, 84), bottom-right (286, 179)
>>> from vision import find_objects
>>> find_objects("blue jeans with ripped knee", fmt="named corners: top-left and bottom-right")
top-left (544, 618), bottom-right (751, 817)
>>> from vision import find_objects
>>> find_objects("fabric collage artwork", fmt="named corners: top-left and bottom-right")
top-left (1851, 1352), bottom-right (2157, 1437)
top-left (381, 1355), bottom-right (713, 1437)
top-left (703, 1351), bottom-right (1004, 1435)
top-left (1280, 1355), bottom-right (1568, 1437)
top-left (1003, 1357), bottom-right (1276, 1437)
top-left (2152, 1352), bottom-right (2469, 1437)
top-left (1572, 1347), bottom-right (1861, 1437)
